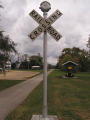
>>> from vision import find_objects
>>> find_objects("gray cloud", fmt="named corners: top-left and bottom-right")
top-left (0, 0), bottom-right (90, 65)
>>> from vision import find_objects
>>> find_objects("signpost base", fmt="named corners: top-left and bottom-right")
top-left (31, 115), bottom-right (58, 120)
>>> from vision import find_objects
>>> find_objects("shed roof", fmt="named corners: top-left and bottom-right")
top-left (62, 61), bottom-right (78, 66)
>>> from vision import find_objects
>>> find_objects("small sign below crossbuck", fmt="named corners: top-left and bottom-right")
top-left (29, 9), bottom-right (62, 41)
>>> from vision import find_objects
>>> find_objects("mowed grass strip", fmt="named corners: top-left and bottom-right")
top-left (6, 70), bottom-right (90, 120)
top-left (0, 80), bottom-right (24, 91)
top-left (0, 70), bottom-right (42, 91)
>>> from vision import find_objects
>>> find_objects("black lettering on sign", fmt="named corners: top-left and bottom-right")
top-left (42, 24), bottom-right (46, 29)
top-left (34, 14), bottom-right (43, 24)
top-left (38, 27), bottom-right (43, 32)
top-left (49, 18), bottom-right (53, 23)
top-left (30, 10), bottom-right (36, 17)
top-left (53, 32), bottom-right (57, 37)
top-left (34, 14), bottom-right (38, 20)
top-left (56, 10), bottom-right (62, 16)
top-left (52, 15), bottom-right (57, 20)
top-left (37, 17), bottom-right (43, 24)
top-left (47, 26), bottom-right (61, 40)
top-left (45, 20), bottom-right (51, 25)
top-left (47, 26), bottom-right (55, 34)
top-left (30, 34), bottom-right (35, 40)
top-left (56, 35), bottom-right (60, 40)
top-left (50, 30), bottom-right (54, 34)
top-left (34, 31), bottom-right (38, 36)
top-left (39, 19), bottom-right (43, 24)
top-left (37, 16), bottom-right (41, 21)
top-left (47, 26), bottom-right (52, 31)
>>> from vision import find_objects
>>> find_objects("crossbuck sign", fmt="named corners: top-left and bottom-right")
top-left (29, 9), bottom-right (62, 41)
top-left (29, 2), bottom-right (63, 118)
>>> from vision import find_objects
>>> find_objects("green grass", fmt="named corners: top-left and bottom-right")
top-left (0, 70), bottom-right (42, 91)
top-left (6, 70), bottom-right (90, 120)
top-left (0, 80), bottom-right (24, 91)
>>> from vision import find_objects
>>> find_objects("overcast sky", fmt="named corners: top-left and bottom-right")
top-left (0, 0), bottom-right (90, 65)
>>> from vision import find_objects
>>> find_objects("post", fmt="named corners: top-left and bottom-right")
top-left (43, 12), bottom-right (48, 118)
top-left (29, 1), bottom-right (62, 120)
top-left (39, 1), bottom-right (51, 118)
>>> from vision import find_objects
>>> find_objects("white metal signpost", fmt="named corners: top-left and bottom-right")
top-left (29, 1), bottom-right (62, 120)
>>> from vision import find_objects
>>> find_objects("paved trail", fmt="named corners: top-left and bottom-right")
top-left (0, 70), bottom-right (53, 120)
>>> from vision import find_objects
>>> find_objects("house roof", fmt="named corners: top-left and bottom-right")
top-left (62, 61), bottom-right (78, 66)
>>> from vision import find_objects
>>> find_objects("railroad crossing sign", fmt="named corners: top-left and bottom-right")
top-left (29, 9), bottom-right (62, 41)
top-left (29, 1), bottom-right (63, 119)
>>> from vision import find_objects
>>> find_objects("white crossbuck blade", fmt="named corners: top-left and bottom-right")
top-left (29, 9), bottom-right (62, 41)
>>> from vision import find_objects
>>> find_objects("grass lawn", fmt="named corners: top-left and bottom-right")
top-left (6, 70), bottom-right (90, 120)
top-left (0, 80), bottom-right (24, 91)
top-left (0, 70), bottom-right (42, 91)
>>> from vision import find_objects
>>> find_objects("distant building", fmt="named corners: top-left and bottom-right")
top-left (0, 68), bottom-right (3, 72)
top-left (32, 66), bottom-right (40, 70)
top-left (16, 62), bottom-right (21, 69)
top-left (23, 54), bottom-right (30, 61)
top-left (5, 61), bottom-right (11, 70)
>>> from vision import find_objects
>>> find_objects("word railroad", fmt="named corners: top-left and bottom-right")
top-left (29, 9), bottom-right (62, 41)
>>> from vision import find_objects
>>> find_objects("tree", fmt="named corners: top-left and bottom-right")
top-left (62, 48), bottom-right (71, 55)
top-left (0, 31), bottom-right (16, 69)
top-left (30, 55), bottom-right (43, 68)
top-left (0, 4), bottom-right (16, 69)
top-left (0, 2), bottom-right (3, 8)
top-left (87, 35), bottom-right (90, 59)
top-left (19, 54), bottom-right (43, 70)
top-left (86, 35), bottom-right (90, 71)
top-left (19, 61), bottom-right (30, 69)
top-left (0, 2), bottom-right (3, 21)
top-left (57, 47), bottom-right (89, 72)
top-left (79, 55), bottom-right (88, 72)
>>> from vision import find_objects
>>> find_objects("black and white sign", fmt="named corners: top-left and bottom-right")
top-left (29, 9), bottom-right (62, 41)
